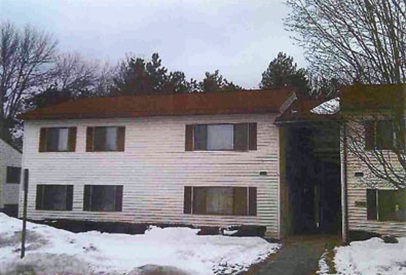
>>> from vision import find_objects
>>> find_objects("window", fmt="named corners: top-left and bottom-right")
top-left (364, 120), bottom-right (394, 150)
top-left (185, 123), bottom-right (257, 151)
top-left (184, 186), bottom-right (257, 216)
top-left (86, 126), bottom-right (125, 152)
top-left (36, 185), bottom-right (73, 211)
top-left (6, 166), bottom-right (21, 184)
top-left (367, 189), bottom-right (406, 222)
top-left (83, 185), bottom-right (123, 211)
top-left (39, 127), bottom-right (77, 152)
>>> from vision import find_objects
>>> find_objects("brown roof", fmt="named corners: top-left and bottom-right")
top-left (19, 89), bottom-right (294, 120)
top-left (341, 84), bottom-right (404, 111)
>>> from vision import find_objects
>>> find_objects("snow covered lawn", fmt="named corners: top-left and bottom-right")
top-left (318, 237), bottom-right (406, 275)
top-left (0, 214), bottom-right (279, 274)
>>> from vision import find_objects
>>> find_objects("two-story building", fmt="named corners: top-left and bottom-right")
top-left (17, 86), bottom-right (406, 239)
top-left (18, 89), bottom-right (298, 239)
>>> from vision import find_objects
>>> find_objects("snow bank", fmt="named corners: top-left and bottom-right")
top-left (0, 214), bottom-right (279, 274)
top-left (334, 237), bottom-right (406, 275)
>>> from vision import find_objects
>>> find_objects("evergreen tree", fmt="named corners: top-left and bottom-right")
top-left (260, 52), bottom-right (310, 97)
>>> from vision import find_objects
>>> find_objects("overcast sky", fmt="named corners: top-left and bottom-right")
top-left (0, 0), bottom-right (305, 89)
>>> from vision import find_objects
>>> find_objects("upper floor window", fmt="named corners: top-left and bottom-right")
top-left (185, 123), bottom-right (257, 151)
top-left (36, 184), bottom-right (73, 211)
top-left (39, 127), bottom-right (77, 152)
top-left (364, 120), bottom-right (394, 150)
top-left (86, 126), bottom-right (125, 152)
top-left (6, 166), bottom-right (21, 184)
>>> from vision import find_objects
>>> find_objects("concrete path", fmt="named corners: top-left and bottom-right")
top-left (243, 235), bottom-right (340, 275)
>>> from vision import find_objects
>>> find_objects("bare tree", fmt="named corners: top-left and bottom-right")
top-left (345, 111), bottom-right (406, 189)
top-left (0, 22), bottom-right (57, 141)
top-left (285, 1), bottom-right (406, 189)
top-left (28, 53), bottom-right (115, 109)
top-left (285, 0), bottom-right (406, 85)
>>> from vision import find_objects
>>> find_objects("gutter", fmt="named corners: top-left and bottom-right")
top-left (342, 122), bottom-right (349, 243)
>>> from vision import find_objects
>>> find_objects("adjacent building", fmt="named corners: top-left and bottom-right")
top-left (0, 138), bottom-right (22, 217)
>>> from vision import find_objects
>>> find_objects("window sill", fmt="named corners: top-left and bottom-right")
top-left (186, 213), bottom-right (255, 217)
top-left (188, 149), bottom-right (250, 152)
top-left (83, 210), bottom-right (122, 212)
top-left (35, 209), bottom-right (73, 211)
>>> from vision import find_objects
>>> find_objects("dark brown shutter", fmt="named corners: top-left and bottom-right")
top-left (83, 185), bottom-right (91, 211)
top-left (86, 127), bottom-right (94, 152)
top-left (194, 125), bottom-right (207, 150)
top-left (115, 185), bottom-right (123, 211)
top-left (36, 185), bottom-right (44, 210)
top-left (117, 127), bottom-right (125, 152)
top-left (185, 125), bottom-right (194, 151)
top-left (234, 124), bottom-right (249, 151)
top-left (399, 119), bottom-right (406, 149)
top-left (367, 189), bottom-right (377, 220)
top-left (193, 187), bottom-right (207, 214)
top-left (377, 120), bottom-right (394, 150)
top-left (249, 123), bottom-right (257, 150)
top-left (68, 127), bottom-right (77, 152)
top-left (233, 187), bottom-right (248, 215)
top-left (364, 121), bottom-right (374, 150)
top-left (66, 185), bottom-right (73, 210)
top-left (184, 186), bottom-right (192, 214)
top-left (248, 187), bottom-right (257, 216)
top-left (39, 128), bottom-right (47, 152)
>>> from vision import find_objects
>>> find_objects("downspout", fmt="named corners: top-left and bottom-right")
top-left (342, 122), bottom-right (349, 243)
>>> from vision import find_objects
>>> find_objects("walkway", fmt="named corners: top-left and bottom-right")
top-left (243, 235), bottom-right (340, 275)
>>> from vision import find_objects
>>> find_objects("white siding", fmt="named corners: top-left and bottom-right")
top-left (0, 139), bottom-right (22, 208)
top-left (343, 121), bottom-right (406, 236)
top-left (20, 114), bottom-right (281, 237)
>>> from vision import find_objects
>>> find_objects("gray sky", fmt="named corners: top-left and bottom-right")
top-left (0, 0), bottom-right (305, 89)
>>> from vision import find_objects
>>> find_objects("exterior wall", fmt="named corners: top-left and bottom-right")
top-left (0, 139), bottom-right (22, 209)
top-left (342, 121), bottom-right (406, 236)
top-left (20, 113), bottom-right (281, 237)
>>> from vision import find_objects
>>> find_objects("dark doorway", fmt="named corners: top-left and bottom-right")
top-left (282, 122), bottom-right (341, 235)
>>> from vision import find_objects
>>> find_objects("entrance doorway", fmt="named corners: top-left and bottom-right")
top-left (281, 122), bottom-right (341, 235)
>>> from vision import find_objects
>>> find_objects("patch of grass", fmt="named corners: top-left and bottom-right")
top-left (321, 239), bottom-right (341, 274)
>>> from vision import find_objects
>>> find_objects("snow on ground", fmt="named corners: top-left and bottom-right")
top-left (333, 237), bottom-right (406, 275)
top-left (317, 249), bottom-right (330, 275)
top-left (0, 214), bottom-right (280, 274)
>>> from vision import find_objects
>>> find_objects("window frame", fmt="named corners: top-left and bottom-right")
top-left (35, 184), bottom-right (73, 211)
top-left (364, 120), bottom-right (395, 150)
top-left (83, 185), bottom-right (123, 212)
top-left (86, 126), bottom-right (125, 152)
top-left (39, 127), bottom-right (77, 152)
top-left (6, 166), bottom-right (21, 184)
top-left (186, 123), bottom-right (256, 152)
top-left (366, 189), bottom-right (406, 222)
top-left (184, 186), bottom-right (257, 216)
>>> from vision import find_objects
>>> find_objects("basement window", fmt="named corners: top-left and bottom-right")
top-left (184, 186), bottom-right (257, 216)
top-left (36, 185), bottom-right (73, 211)
top-left (83, 185), bottom-right (123, 212)
top-left (367, 189), bottom-right (406, 222)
